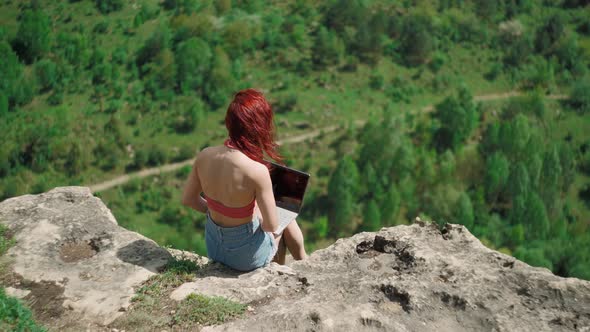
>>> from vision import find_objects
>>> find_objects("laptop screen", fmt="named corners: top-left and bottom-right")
top-left (268, 162), bottom-right (310, 213)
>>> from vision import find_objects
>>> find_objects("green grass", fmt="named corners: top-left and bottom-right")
top-left (0, 224), bottom-right (46, 332)
top-left (131, 258), bottom-right (199, 305)
top-left (0, 288), bottom-right (46, 332)
top-left (113, 257), bottom-right (245, 329)
top-left (0, 224), bottom-right (15, 257)
top-left (174, 293), bottom-right (246, 326)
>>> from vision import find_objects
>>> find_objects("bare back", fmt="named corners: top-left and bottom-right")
top-left (195, 146), bottom-right (277, 230)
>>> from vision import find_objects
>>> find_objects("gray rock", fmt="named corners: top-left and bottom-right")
top-left (172, 224), bottom-right (590, 332)
top-left (2, 187), bottom-right (590, 332)
top-left (0, 187), bottom-right (172, 327)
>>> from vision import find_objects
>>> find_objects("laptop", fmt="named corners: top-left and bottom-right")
top-left (267, 161), bottom-right (310, 233)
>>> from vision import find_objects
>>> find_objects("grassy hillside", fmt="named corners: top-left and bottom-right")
top-left (1, 0), bottom-right (590, 281)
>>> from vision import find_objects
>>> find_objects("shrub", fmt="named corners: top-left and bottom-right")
top-left (369, 72), bottom-right (384, 90)
top-left (147, 145), bottom-right (169, 166)
top-left (399, 13), bottom-right (434, 66)
top-left (0, 287), bottom-right (46, 332)
top-left (569, 76), bottom-right (590, 114)
top-left (272, 93), bottom-right (298, 114)
top-left (35, 59), bottom-right (57, 92)
top-left (484, 62), bottom-right (502, 81)
top-left (428, 52), bottom-right (446, 73)
top-left (93, 20), bottom-right (109, 34)
top-left (14, 9), bottom-right (51, 63)
top-left (173, 145), bottom-right (195, 162)
top-left (95, 0), bottom-right (124, 14)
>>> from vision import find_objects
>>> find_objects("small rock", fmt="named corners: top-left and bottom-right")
top-left (170, 310), bottom-right (175, 315)
top-left (111, 329), bottom-right (119, 332)
top-left (247, 306), bottom-right (254, 312)
top-left (5, 287), bottom-right (31, 299)
top-left (118, 306), bottom-right (127, 312)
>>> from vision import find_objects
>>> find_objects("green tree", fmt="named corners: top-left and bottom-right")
top-left (324, 0), bottom-right (367, 34)
top-left (174, 100), bottom-right (204, 133)
top-left (559, 143), bottom-right (575, 193)
top-left (328, 156), bottom-right (359, 237)
top-left (35, 59), bottom-right (57, 92)
top-left (55, 32), bottom-right (89, 69)
top-left (498, 114), bottom-right (531, 160)
top-left (176, 37), bottom-right (211, 94)
top-left (361, 199), bottom-right (381, 232)
top-left (312, 27), bottom-right (344, 68)
top-left (392, 142), bottom-right (417, 181)
top-left (539, 146), bottom-right (561, 214)
top-left (480, 122), bottom-right (501, 154)
top-left (569, 76), bottom-right (590, 114)
top-left (14, 9), bottom-right (51, 63)
top-left (204, 47), bottom-right (234, 108)
top-left (64, 141), bottom-right (89, 176)
top-left (524, 192), bottom-right (550, 240)
top-left (439, 150), bottom-right (456, 180)
top-left (433, 87), bottom-right (478, 151)
top-left (0, 93), bottom-right (7, 115)
top-left (535, 13), bottom-right (565, 54)
top-left (474, 0), bottom-right (501, 21)
top-left (353, 18), bottom-right (383, 64)
top-left (514, 246), bottom-right (552, 270)
top-left (399, 13), bottom-right (434, 66)
top-left (0, 42), bottom-right (24, 107)
top-left (381, 185), bottom-right (400, 226)
top-left (95, 0), bottom-right (124, 14)
top-left (485, 152), bottom-right (510, 202)
top-left (136, 25), bottom-right (172, 69)
top-left (453, 192), bottom-right (474, 230)
top-left (510, 193), bottom-right (527, 225)
top-left (507, 162), bottom-right (530, 200)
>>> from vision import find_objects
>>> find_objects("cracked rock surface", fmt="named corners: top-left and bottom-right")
top-left (173, 223), bottom-right (590, 332)
top-left (0, 187), bottom-right (172, 328)
top-left (2, 187), bottom-right (590, 331)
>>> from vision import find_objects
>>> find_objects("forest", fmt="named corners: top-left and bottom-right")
top-left (1, 0), bottom-right (590, 285)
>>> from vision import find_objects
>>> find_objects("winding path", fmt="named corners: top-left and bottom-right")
top-left (88, 92), bottom-right (567, 193)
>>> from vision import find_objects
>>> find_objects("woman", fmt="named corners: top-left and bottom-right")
top-left (181, 88), bottom-right (307, 271)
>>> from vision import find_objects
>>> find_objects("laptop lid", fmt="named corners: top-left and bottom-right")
top-left (268, 161), bottom-right (310, 213)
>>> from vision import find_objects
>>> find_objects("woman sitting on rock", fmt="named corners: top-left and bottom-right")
top-left (181, 88), bottom-right (307, 271)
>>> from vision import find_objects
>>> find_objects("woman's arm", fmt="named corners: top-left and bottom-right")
top-left (181, 158), bottom-right (208, 214)
top-left (253, 164), bottom-right (279, 233)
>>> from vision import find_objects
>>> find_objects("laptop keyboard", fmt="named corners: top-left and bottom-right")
top-left (277, 208), bottom-right (298, 233)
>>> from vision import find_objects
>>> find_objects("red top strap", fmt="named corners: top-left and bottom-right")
top-left (204, 194), bottom-right (255, 219)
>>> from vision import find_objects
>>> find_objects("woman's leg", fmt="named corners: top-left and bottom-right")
top-left (272, 234), bottom-right (287, 265)
top-left (283, 219), bottom-right (307, 260)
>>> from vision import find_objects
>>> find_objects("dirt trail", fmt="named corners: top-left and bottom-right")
top-left (88, 92), bottom-right (568, 193)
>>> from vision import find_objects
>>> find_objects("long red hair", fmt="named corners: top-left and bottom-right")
top-left (225, 89), bottom-right (283, 164)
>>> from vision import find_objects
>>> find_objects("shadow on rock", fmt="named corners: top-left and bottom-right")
top-left (116, 240), bottom-right (173, 273)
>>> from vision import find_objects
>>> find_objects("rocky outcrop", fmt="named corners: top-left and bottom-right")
top-left (0, 187), bottom-right (173, 328)
top-left (172, 224), bottom-right (590, 332)
top-left (1, 187), bottom-right (590, 331)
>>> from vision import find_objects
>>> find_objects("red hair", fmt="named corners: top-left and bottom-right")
top-left (225, 89), bottom-right (283, 164)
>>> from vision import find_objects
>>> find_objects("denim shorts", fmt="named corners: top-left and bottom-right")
top-left (205, 213), bottom-right (276, 272)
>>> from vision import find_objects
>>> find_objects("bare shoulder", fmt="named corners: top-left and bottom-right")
top-left (246, 160), bottom-right (270, 183)
top-left (195, 146), bottom-right (216, 165)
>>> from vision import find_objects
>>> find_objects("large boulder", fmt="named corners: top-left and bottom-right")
top-left (2, 187), bottom-right (590, 331)
top-left (0, 187), bottom-right (173, 328)
top-left (172, 224), bottom-right (590, 332)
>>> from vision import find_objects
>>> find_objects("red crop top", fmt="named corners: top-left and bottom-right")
top-left (204, 194), bottom-right (255, 219)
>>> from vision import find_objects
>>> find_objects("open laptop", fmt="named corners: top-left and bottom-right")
top-left (267, 161), bottom-right (310, 233)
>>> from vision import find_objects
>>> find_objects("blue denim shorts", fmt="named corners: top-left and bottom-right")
top-left (205, 213), bottom-right (276, 271)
